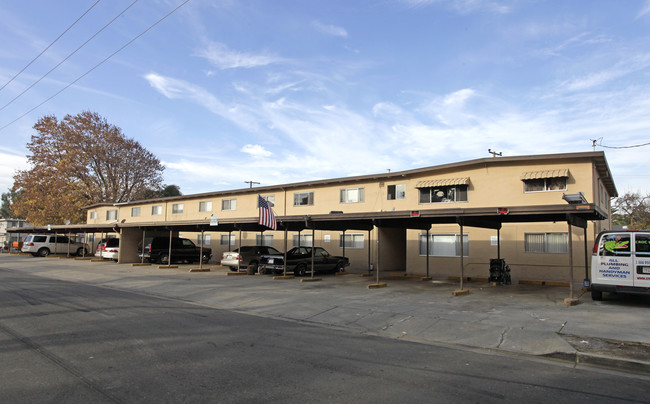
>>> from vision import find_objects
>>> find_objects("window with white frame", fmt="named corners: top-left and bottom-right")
top-left (387, 184), bottom-right (406, 200)
top-left (294, 192), bottom-right (314, 206)
top-left (106, 209), bottom-right (118, 221)
top-left (172, 203), bottom-right (184, 214)
top-left (197, 234), bottom-right (211, 245)
top-left (523, 177), bottom-right (567, 192)
top-left (340, 187), bottom-right (365, 203)
top-left (524, 233), bottom-right (568, 253)
top-left (419, 185), bottom-right (468, 203)
top-left (220, 234), bottom-right (236, 246)
top-left (222, 199), bottom-right (236, 211)
top-left (258, 195), bottom-right (275, 207)
top-left (152, 205), bottom-right (162, 215)
top-left (199, 201), bottom-right (212, 212)
top-left (419, 233), bottom-right (469, 257)
top-left (89, 211), bottom-right (97, 219)
top-left (131, 207), bottom-right (141, 217)
top-left (292, 233), bottom-right (313, 247)
top-left (256, 234), bottom-right (274, 246)
top-left (339, 233), bottom-right (365, 249)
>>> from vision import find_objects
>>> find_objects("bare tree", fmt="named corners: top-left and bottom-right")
top-left (613, 191), bottom-right (650, 229)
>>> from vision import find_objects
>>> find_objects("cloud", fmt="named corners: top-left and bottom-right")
top-left (241, 144), bottom-right (272, 158)
top-left (559, 53), bottom-right (650, 92)
top-left (637, 0), bottom-right (650, 18)
top-left (0, 148), bottom-right (28, 192)
top-left (196, 41), bottom-right (283, 70)
top-left (311, 21), bottom-right (348, 37)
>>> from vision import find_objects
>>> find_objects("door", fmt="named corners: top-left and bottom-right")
top-left (634, 233), bottom-right (650, 288)
top-left (591, 232), bottom-right (634, 286)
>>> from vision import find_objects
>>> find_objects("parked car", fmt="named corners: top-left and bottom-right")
top-left (590, 230), bottom-right (650, 300)
top-left (259, 247), bottom-right (349, 276)
top-left (21, 234), bottom-right (89, 257)
top-left (138, 237), bottom-right (212, 265)
top-left (221, 245), bottom-right (282, 274)
top-left (95, 238), bottom-right (120, 261)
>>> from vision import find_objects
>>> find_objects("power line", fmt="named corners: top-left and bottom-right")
top-left (591, 138), bottom-right (650, 150)
top-left (0, 0), bottom-right (140, 113)
top-left (0, 0), bottom-right (191, 132)
top-left (0, 0), bottom-right (102, 93)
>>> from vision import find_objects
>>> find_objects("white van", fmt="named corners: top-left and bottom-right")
top-left (590, 230), bottom-right (650, 300)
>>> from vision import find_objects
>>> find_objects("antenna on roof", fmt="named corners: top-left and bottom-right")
top-left (488, 149), bottom-right (502, 158)
top-left (244, 180), bottom-right (260, 188)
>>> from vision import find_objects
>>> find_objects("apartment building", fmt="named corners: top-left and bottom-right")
top-left (81, 151), bottom-right (616, 283)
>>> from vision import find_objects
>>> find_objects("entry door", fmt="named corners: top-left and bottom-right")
top-left (592, 232), bottom-right (634, 286)
top-left (634, 233), bottom-right (650, 288)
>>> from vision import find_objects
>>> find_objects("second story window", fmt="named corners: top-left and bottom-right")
top-left (89, 211), bottom-right (97, 220)
top-left (152, 205), bottom-right (162, 215)
top-left (340, 187), bottom-right (365, 203)
top-left (131, 207), bottom-right (141, 217)
top-left (106, 209), bottom-right (118, 221)
top-left (199, 201), bottom-right (212, 212)
top-left (294, 192), bottom-right (314, 206)
top-left (222, 199), bottom-right (236, 211)
top-left (419, 185), bottom-right (468, 204)
top-left (521, 169), bottom-right (568, 193)
top-left (172, 203), bottom-right (184, 214)
top-left (387, 184), bottom-right (406, 200)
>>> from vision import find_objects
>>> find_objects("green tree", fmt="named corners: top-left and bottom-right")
top-left (12, 111), bottom-right (165, 225)
top-left (1, 191), bottom-right (23, 219)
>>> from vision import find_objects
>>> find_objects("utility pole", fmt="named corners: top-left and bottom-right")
top-left (244, 181), bottom-right (260, 189)
top-left (488, 149), bottom-right (502, 158)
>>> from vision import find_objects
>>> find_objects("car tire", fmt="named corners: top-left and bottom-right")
top-left (228, 266), bottom-right (238, 272)
top-left (247, 261), bottom-right (258, 275)
top-left (38, 247), bottom-right (50, 257)
top-left (274, 268), bottom-right (284, 275)
top-left (201, 254), bottom-right (210, 264)
top-left (159, 254), bottom-right (169, 265)
top-left (335, 262), bottom-right (345, 272)
top-left (76, 247), bottom-right (86, 257)
top-left (294, 264), bottom-right (307, 277)
top-left (591, 290), bottom-right (603, 301)
top-left (258, 266), bottom-right (266, 275)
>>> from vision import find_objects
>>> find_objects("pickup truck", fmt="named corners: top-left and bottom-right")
top-left (259, 247), bottom-right (349, 276)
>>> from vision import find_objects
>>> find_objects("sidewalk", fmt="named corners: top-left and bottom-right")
top-left (3, 254), bottom-right (650, 375)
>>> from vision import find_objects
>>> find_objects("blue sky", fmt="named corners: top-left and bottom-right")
top-left (1, 0), bottom-right (649, 199)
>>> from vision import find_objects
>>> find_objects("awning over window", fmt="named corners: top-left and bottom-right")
top-left (415, 177), bottom-right (469, 188)
top-left (520, 169), bottom-right (569, 180)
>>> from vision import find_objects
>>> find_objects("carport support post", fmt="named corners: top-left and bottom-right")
top-left (568, 222), bottom-right (574, 299)
top-left (99, 232), bottom-right (105, 258)
top-left (367, 229), bottom-right (372, 274)
top-left (497, 228), bottom-right (501, 260)
top-left (376, 225), bottom-right (381, 284)
top-left (311, 228), bottom-right (315, 278)
top-left (342, 229), bottom-right (346, 264)
top-left (141, 230), bottom-right (146, 264)
top-left (283, 228), bottom-right (288, 276)
top-left (237, 229), bottom-right (242, 271)
top-left (199, 230), bottom-right (204, 269)
top-left (459, 223), bottom-right (464, 291)
top-left (67, 231), bottom-right (71, 257)
top-left (83, 233), bottom-right (87, 257)
top-left (584, 227), bottom-right (589, 282)
top-left (168, 230), bottom-right (173, 266)
top-left (426, 228), bottom-right (430, 278)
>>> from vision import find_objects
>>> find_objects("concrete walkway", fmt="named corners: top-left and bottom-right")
top-left (3, 254), bottom-right (650, 375)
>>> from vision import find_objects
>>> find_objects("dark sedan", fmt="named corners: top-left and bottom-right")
top-left (259, 247), bottom-right (349, 276)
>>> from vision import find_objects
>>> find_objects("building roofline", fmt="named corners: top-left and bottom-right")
top-left (85, 151), bottom-right (617, 208)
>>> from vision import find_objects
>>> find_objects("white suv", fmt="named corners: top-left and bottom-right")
top-left (21, 234), bottom-right (89, 257)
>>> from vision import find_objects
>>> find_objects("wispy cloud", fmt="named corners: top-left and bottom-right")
top-left (311, 21), bottom-right (348, 37)
top-left (559, 53), bottom-right (650, 92)
top-left (400, 0), bottom-right (511, 14)
top-left (241, 144), bottom-right (272, 158)
top-left (196, 41), bottom-right (284, 70)
top-left (637, 0), bottom-right (650, 18)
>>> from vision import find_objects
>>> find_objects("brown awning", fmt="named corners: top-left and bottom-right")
top-left (520, 169), bottom-right (569, 180)
top-left (415, 177), bottom-right (469, 188)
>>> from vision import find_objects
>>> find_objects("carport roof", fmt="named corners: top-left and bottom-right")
top-left (7, 202), bottom-right (607, 235)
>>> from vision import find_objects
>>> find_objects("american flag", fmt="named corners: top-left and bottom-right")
top-left (258, 195), bottom-right (277, 230)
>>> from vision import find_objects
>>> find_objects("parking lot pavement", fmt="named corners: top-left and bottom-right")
top-left (3, 253), bottom-right (650, 375)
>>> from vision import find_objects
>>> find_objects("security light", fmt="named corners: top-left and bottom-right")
top-left (562, 192), bottom-right (587, 204)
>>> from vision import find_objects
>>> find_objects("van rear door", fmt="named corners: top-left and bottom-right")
top-left (634, 233), bottom-right (650, 288)
top-left (592, 232), bottom-right (634, 287)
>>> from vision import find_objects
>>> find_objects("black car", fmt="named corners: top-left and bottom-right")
top-left (138, 237), bottom-right (212, 265)
top-left (259, 247), bottom-right (349, 276)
